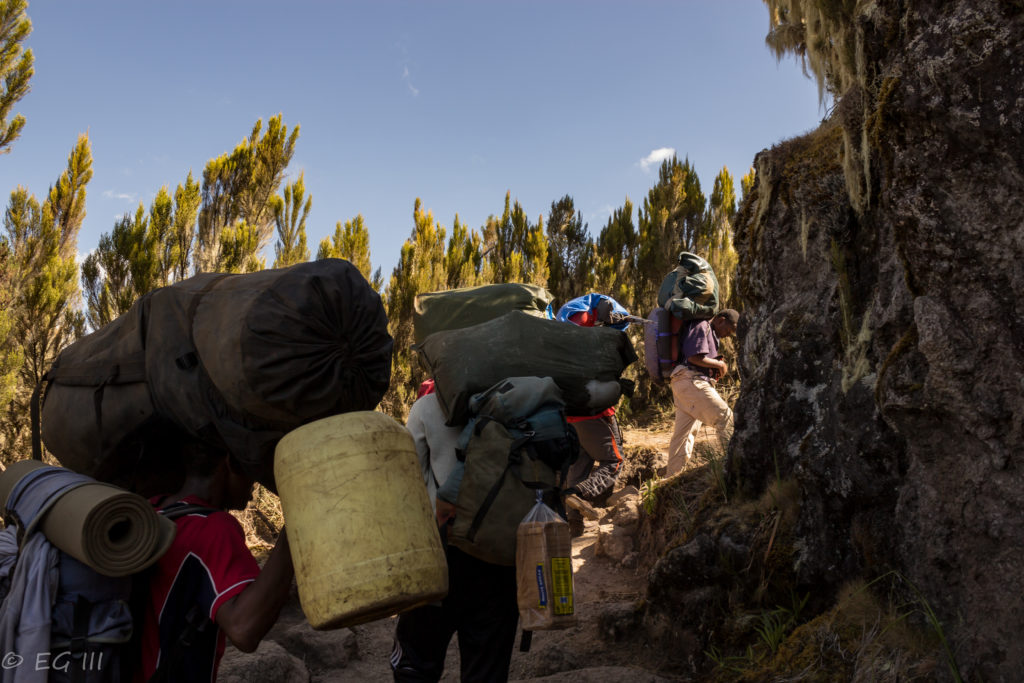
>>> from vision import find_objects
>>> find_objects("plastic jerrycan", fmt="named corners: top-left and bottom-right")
top-left (275, 411), bottom-right (449, 629)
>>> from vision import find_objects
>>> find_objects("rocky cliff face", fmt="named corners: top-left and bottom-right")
top-left (731, 2), bottom-right (1023, 680)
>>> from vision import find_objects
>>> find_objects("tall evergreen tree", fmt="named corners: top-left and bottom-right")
top-left (147, 187), bottom-right (173, 287)
top-left (740, 166), bottom-right (756, 204)
top-left (2, 135), bottom-right (92, 461)
top-left (81, 212), bottom-right (138, 330)
top-left (380, 199), bottom-right (447, 417)
top-left (545, 195), bottom-right (593, 306)
top-left (168, 171), bottom-right (202, 282)
top-left (272, 173), bottom-right (311, 268)
top-left (217, 222), bottom-right (264, 274)
top-left (195, 115), bottom-right (298, 273)
top-left (444, 213), bottom-right (490, 289)
top-left (482, 192), bottom-right (547, 286)
top-left (635, 156), bottom-right (706, 308)
top-left (0, 0), bottom-right (32, 155)
top-left (81, 173), bottom-right (204, 332)
top-left (703, 166), bottom-right (740, 308)
top-left (594, 199), bottom-right (637, 308)
top-left (0, 244), bottom-right (21, 409)
top-left (317, 214), bottom-right (383, 290)
top-left (0, 192), bottom-right (28, 421)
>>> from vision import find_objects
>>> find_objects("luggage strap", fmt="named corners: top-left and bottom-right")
top-left (464, 423), bottom-right (556, 544)
top-left (31, 357), bottom-right (147, 460)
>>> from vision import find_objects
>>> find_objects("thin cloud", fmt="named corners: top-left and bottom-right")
top-left (402, 65), bottom-right (419, 97)
top-left (103, 190), bottom-right (137, 202)
top-left (639, 147), bottom-right (676, 172)
top-left (586, 204), bottom-right (617, 226)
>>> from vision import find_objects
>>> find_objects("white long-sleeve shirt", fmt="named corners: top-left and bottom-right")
top-left (404, 393), bottom-right (462, 512)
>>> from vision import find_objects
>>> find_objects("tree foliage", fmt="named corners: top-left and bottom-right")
top-left (594, 199), bottom-right (637, 309)
top-left (316, 214), bottom-right (383, 290)
top-left (166, 172), bottom-right (202, 282)
top-left (0, 0), bottom-right (32, 155)
top-left (82, 176), bottom-right (204, 329)
top-left (546, 195), bottom-right (594, 308)
top-left (380, 199), bottom-right (448, 417)
top-left (0, 82), bottom-right (746, 444)
top-left (483, 192), bottom-right (548, 287)
top-left (195, 115), bottom-right (298, 273)
top-left (634, 156), bottom-right (706, 309)
top-left (272, 173), bottom-right (312, 268)
top-left (703, 166), bottom-right (740, 308)
top-left (1, 134), bottom-right (91, 462)
top-left (445, 213), bottom-right (491, 290)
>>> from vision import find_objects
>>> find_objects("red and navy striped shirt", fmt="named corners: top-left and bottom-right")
top-left (136, 495), bottom-right (260, 682)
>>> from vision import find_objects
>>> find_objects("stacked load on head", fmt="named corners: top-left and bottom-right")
top-left (643, 252), bottom-right (721, 382)
top-left (412, 282), bottom-right (636, 428)
top-left (38, 258), bottom-right (393, 493)
top-left (412, 282), bottom-right (554, 344)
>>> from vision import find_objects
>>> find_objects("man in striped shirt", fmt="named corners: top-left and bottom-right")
top-left (136, 439), bottom-right (294, 682)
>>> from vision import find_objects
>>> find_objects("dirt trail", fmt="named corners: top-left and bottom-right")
top-left (219, 423), bottom-right (683, 682)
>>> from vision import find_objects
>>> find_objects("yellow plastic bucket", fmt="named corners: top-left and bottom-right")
top-left (274, 411), bottom-right (448, 629)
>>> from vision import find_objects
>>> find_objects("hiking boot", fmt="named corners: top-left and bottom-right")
top-left (564, 493), bottom-right (601, 521)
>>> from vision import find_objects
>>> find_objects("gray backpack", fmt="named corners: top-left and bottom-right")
top-left (448, 377), bottom-right (579, 566)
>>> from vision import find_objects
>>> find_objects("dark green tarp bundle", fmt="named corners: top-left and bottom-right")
top-left (39, 259), bottom-right (392, 492)
top-left (413, 283), bottom-right (553, 344)
top-left (416, 310), bottom-right (636, 426)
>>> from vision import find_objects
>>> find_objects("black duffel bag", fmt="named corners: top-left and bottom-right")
top-left (35, 258), bottom-right (393, 492)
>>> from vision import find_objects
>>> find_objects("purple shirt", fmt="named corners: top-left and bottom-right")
top-left (680, 319), bottom-right (719, 369)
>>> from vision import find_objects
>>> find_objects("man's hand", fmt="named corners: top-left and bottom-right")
top-left (435, 499), bottom-right (456, 527)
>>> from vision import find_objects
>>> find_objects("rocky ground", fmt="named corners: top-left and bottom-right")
top-left (219, 421), bottom-right (691, 682)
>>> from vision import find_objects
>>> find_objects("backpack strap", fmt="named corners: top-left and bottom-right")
top-left (464, 431), bottom-right (551, 544)
top-left (69, 595), bottom-right (93, 683)
top-left (158, 502), bottom-right (218, 520)
top-left (31, 358), bottom-right (148, 460)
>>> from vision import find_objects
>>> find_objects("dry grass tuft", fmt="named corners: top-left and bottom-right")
top-left (231, 484), bottom-right (285, 559)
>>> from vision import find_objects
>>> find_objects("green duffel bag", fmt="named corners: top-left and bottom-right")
top-left (413, 282), bottom-right (553, 344)
top-left (657, 251), bottom-right (720, 321)
top-left (416, 310), bottom-right (636, 426)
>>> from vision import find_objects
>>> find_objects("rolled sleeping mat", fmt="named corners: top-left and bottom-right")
top-left (0, 460), bottom-right (176, 577)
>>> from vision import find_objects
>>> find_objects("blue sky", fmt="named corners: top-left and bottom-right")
top-left (1, 1), bottom-right (824, 280)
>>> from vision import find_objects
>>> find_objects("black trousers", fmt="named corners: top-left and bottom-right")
top-left (391, 543), bottom-right (519, 683)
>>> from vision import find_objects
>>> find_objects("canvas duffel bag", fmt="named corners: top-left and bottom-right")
top-left (36, 258), bottom-right (392, 492)
top-left (412, 282), bottom-right (553, 344)
top-left (416, 310), bottom-right (636, 426)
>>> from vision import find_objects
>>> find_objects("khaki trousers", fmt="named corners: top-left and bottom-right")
top-left (666, 367), bottom-right (733, 477)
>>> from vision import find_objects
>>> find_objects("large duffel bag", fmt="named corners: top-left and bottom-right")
top-left (415, 310), bottom-right (636, 426)
top-left (412, 283), bottom-right (553, 344)
top-left (36, 259), bottom-right (393, 492)
top-left (657, 252), bottom-right (720, 321)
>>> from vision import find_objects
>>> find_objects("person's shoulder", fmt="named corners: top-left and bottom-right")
top-left (683, 317), bottom-right (710, 332)
top-left (409, 392), bottom-right (444, 420)
top-left (170, 498), bottom-right (246, 542)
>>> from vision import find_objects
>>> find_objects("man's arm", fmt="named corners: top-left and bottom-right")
top-left (687, 353), bottom-right (728, 378)
top-left (215, 528), bottom-right (294, 653)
